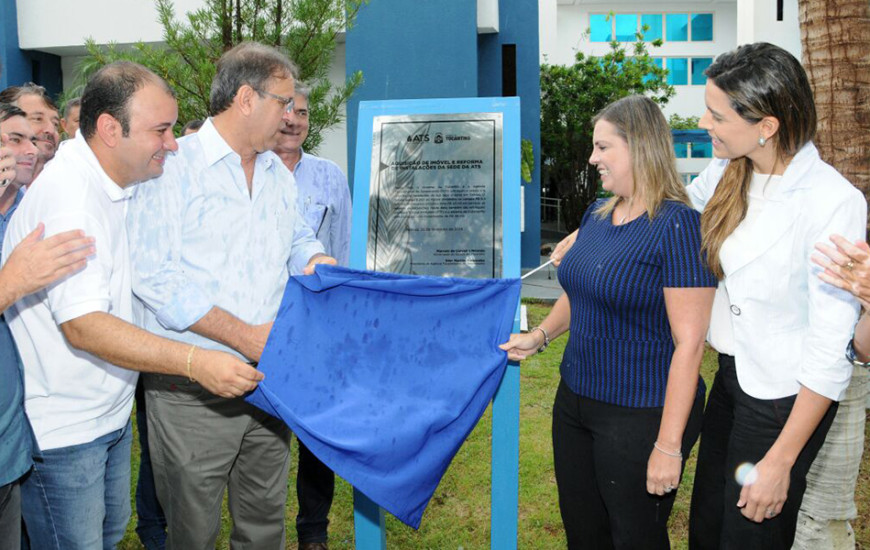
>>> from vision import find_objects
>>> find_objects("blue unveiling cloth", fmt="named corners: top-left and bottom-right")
top-left (245, 265), bottom-right (520, 528)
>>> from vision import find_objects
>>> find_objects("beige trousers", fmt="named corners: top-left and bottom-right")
top-left (144, 373), bottom-right (292, 550)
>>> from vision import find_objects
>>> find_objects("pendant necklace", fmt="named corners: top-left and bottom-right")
top-left (619, 197), bottom-right (634, 225)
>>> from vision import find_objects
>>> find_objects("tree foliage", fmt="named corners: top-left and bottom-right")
top-left (540, 33), bottom-right (673, 230)
top-left (668, 113), bottom-right (700, 130)
top-left (520, 138), bottom-right (534, 183)
top-left (72, 0), bottom-right (366, 153)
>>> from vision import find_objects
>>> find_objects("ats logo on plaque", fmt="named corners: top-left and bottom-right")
top-left (434, 133), bottom-right (444, 144)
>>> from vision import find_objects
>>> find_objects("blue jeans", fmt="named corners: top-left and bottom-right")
top-left (21, 420), bottom-right (133, 550)
top-left (135, 381), bottom-right (166, 550)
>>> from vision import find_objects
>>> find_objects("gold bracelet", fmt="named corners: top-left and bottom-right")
top-left (186, 344), bottom-right (197, 382)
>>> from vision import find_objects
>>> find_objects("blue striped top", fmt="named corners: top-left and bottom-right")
top-left (557, 199), bottom-right (717, 408)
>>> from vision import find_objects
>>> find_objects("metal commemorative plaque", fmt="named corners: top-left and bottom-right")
top-left (366, 113), bottom-right (503, 279)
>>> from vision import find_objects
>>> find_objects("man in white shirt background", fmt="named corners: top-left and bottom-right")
top-left (60, 97), bottom-right (81, 139)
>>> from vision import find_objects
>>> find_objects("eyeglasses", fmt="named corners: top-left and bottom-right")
top-left (256, 89), bottom-right (295, 113)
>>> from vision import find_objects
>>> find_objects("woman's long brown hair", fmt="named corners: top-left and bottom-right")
top-left (700, 42), bottom-right (816, 279)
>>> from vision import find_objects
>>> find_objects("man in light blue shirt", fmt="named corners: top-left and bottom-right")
top-left (127, 43), bottom-right (336, 548)
top-left (273, 84), bottom-right (351, 549)
top-left (274, 85), bottom-right (351, 268)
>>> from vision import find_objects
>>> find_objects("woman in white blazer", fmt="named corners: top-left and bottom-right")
top-left (684, 43), bottom-right (865, 549)
top-left (550, 42), bottom-right (865, 548)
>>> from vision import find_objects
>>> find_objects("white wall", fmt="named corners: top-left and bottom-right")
top-left (540, 1), bottom-right (741, 177)
top-left (17, 0), bottom-right (205, 54)
top-left (541, 1), bottom-right (738, 120)
top-left (737, 0), bottom-right (800, 58)
top-left (539, 0), bottom-right (804, 178)
top-left (538, 0), bottom-right (558, 64)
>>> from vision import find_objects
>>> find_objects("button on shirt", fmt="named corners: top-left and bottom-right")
top-left (2, 134), bottom-right (138, 451)
top-left (293, 151), bottom-right (351, 268)
top-left (127, 119), bottom-right (325, 354)
top-left (0, 189), bottom-right (32, 485)
top-left (708, 173), bottom-right (783, 356)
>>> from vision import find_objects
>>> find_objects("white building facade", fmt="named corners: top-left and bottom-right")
top-left (538, 0), bottom-right (802, 179)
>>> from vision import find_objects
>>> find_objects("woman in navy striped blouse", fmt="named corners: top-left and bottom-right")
top-left (501, 95), bottom-right (717, 549)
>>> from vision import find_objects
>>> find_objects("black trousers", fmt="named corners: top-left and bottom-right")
top-left (296, 438), bottom-right (335, 543)
top-left (552, 379), bottom-right (704, 550)
top-left (689, 354), bottom-right (838, 550)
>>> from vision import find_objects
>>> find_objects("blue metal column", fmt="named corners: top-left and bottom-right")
top-left (491, 95), bottom-right (522, 549)
top-left (353, 490), bottom-right (386, 549)
top-left (350, 97), bottom-right (522, 549)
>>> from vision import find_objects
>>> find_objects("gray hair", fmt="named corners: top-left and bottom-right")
top-left (0, 83), bottom-right (58, 112)
top-left (294, 83), bottom-right (310, 102)
top-left (63, 97), bottom-right (81, 119)
top-left (209, 42), bottom-right (298, 116)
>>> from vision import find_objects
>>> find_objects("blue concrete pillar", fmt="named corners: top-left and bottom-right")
top-left (0, 0), bottom-right (29, 89)
top-left (0, 0), bottom-right (62, 96)
top-left (345, 0), bottom-right (479, 187)
top-left (477, 0), bottom-right (542, 268)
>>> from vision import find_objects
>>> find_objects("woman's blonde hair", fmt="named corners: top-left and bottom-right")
top-left (592, 95), bottom-right (690, 220)
top-left (700, 42), bottom-right (816, 278)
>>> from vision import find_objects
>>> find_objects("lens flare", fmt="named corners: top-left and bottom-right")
top-left (735, 462), bottom-right (758, 486)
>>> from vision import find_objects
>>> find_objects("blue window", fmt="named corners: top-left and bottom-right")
top-left (640, 14), bottom-right (663, 41)
top-left (667, 58), bottom-right (688, 85)
top-left (615, 14), bottom-right (637, 41)
top-left (692, 13), bottom-right (713, 40)
top-left (691, 142), bottom-right (713, 158)
top-left (674, 143), bottom-right (688, 158)
top-left (692, 57), bottom-right (713, 85)
top-left (666, 14), bottom-right (689, 41)
top-left (591, 14), bottom-right (612, 42)
top-left (643, 57), bottom-right (664, 83)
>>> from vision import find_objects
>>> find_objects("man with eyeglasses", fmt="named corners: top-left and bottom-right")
top-left (272, 84), bottom-right (350, 550)
top-left (127, 42), bottom-right (336, 548)
top-left (0, 84), bottom-right (60, 179)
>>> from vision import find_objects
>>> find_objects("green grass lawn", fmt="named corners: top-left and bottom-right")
top-left (120, 301), bottom-right (870, 549)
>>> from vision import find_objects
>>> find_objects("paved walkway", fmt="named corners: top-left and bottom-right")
top-left (520, 255), bottom-right (562, 302)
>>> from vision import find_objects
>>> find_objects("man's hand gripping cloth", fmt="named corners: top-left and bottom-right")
top-left (245, 265), bottom-right (521, 528)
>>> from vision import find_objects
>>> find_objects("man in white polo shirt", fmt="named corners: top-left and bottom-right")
top-left (2, 61), bottom-right (264, 549)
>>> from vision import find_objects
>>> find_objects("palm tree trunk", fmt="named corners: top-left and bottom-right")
top-left (796, 2), bottom-right (870, 549)
top-left (799, 0), bottom-right (870, 196)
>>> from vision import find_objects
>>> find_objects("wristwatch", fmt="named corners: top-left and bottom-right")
top-left (845, 338), bottom-right (870, 368)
